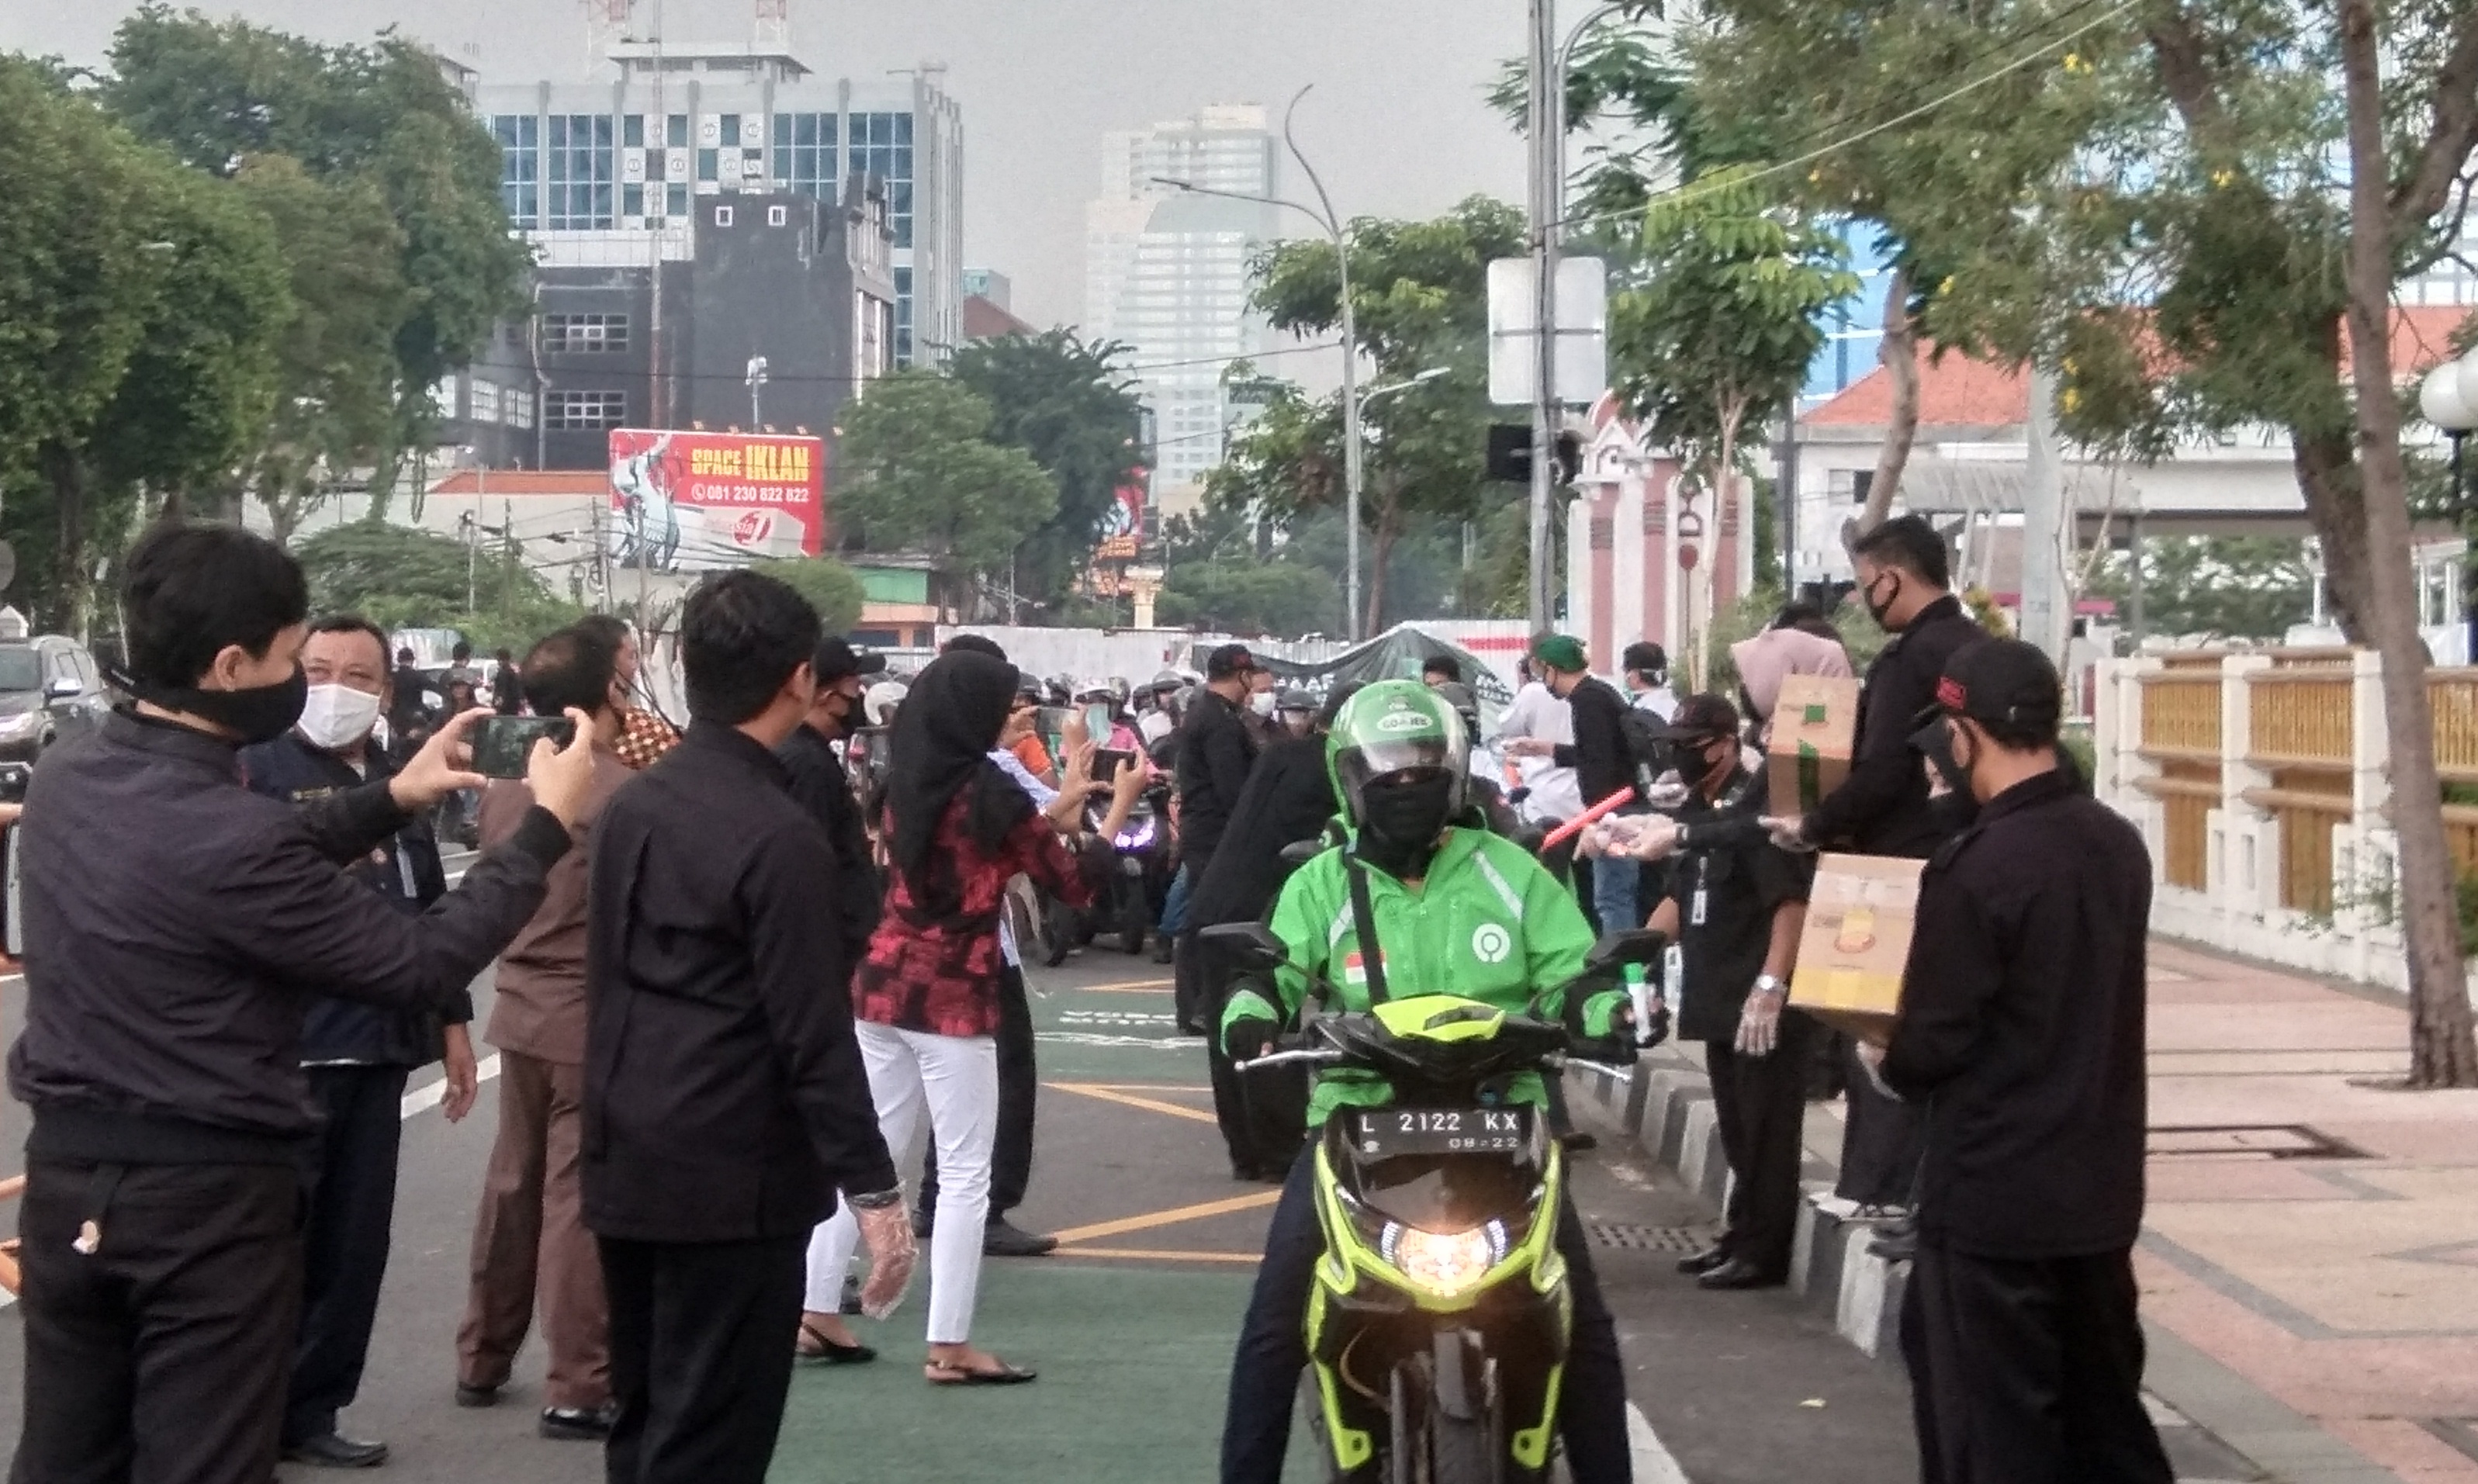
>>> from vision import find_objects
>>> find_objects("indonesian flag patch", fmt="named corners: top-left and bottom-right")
top-left (1343, 950), bottom-right (1380, 987)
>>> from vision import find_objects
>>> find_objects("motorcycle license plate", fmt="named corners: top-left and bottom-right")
top-left (1352, 1107), bottom-right (1530, 1159)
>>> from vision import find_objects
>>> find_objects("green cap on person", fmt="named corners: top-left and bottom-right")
top-left (1529, 634), bottom-right (1588, 673)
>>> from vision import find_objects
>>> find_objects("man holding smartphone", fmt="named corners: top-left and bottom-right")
top-left (239, 614), bottom-right (478, 1467)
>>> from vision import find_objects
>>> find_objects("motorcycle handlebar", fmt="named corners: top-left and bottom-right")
top-left (1236, 1048), bottom-right (1347, 1073)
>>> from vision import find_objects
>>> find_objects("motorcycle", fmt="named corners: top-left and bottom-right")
top-left (1201, 921), bottom-right (1658, 1484)
top-left (1076, 778), bottom-right (1172, 955)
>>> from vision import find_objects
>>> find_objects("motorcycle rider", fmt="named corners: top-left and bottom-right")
top-left (1217, 680), bottom-right (1636, 1484)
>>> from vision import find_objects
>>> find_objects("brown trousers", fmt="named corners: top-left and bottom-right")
top-left (455, 1050), bottom-right (609, 1410)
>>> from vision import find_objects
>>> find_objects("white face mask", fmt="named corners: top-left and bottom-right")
top-left (1249, 690), bottom-right (1278, 718)
top-left (297, 683), bottom-right (382, 752)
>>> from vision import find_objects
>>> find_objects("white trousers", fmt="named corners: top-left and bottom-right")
top-left (804, 1020), bottom-right (998, 1347)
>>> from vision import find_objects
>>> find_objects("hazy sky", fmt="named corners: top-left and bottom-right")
top-left (1, 0), bottom-right (1536, 334)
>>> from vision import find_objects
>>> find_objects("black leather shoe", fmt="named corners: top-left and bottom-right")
top-left (1151, 936), bottom-right (1175, 964)
top-left (282, 1433), bottom-right (389, 1468)
top-left (1697, 1257), bottom-right (1787, 1291)
top-left (1677, 1244), bottom-right (1731, 1275)
top-left (1559, 1131), bottom-right (1598, 1154)
top-left (983, 1218), bottom-right (1059, 1257)
top-left (453, 1381), bottom-right (498, 1409)
top-left (538, 1405), bottom-right (615, 1441)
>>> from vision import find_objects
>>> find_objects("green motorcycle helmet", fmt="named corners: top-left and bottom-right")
top-left (1327, 680), bottom-right (1471, 832)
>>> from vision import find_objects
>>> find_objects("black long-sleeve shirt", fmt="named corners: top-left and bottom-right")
top-left (1881, 770), bottom-right (2154, 1257)
top-left (1175, 687), bottom-right (1259, 867)
top-left (1801, 594), bottom-right (1983, 858)
top-left (583, 722), bottom-right (896, 1244)
top-left (9, 710), bottom-right (566, 1161)
top-left (777, 721), bottom-right (881, 969)
top-left (1550, 675), bottom-right (1635, 807)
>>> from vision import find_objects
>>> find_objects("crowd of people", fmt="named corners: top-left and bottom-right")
top-left (1, 510), bottom-right (2170, 1484)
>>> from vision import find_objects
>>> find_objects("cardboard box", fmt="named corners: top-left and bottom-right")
top-left (1789, 853), bottom-right (1924, 1046)
top-left (1767, 674), bottom-right (1859, 818)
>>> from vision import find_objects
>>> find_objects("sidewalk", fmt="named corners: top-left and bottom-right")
top-left (1569, 939), bottom-right (2478, 1484)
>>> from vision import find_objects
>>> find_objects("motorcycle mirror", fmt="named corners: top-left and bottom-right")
top-left (1278, 838), bottom-right (1324, 867)
top-left (1198, 921), bottom-right (1289, 973)
top-left (1585, 929), bottom-right (1666, 972)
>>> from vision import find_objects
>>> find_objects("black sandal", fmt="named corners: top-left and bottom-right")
top-left (924, 1358), bottom-right (1037, 1386)
top-left (796, 1321), bottom-right (876, 1365)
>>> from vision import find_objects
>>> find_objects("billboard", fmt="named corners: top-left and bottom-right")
top-left (607, 429), bottom-right (825, 572)
top-left (1093, 476), bottom-right (1146, 562)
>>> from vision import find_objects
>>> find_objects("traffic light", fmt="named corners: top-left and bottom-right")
top-left (1486, 424), bottom-right (1583, 483)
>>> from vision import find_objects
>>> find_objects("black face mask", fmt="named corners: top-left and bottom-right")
top-left (1864, 571), bottom-right (1904, 631)
top-left (1357, 772), bottom-right (1459, 879)
top-left (1658, 735), bottom-right (1731, 792)
top-left (143, 665), bottom-right (310, 746)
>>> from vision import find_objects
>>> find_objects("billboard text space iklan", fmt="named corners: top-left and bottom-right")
top-left (607, 428), bottom-right (827, 572)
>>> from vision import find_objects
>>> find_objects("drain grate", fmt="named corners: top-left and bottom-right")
top-left (1587, 1223), bottom-right (1708, 1253)
top-left (2146, 1124), bottom-right (2367, 1161)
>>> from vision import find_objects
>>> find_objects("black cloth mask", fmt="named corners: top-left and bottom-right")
top-left (1864, 572), bottom-right (1905, 631)
top-left (123, 664), bottom-right (309, 746)
top-left (1356, 772), bottom-right (1459, 880)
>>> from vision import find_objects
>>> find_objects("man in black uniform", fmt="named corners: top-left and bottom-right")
top-left (241, 614), bottom-right (476, 1468)
top-left (777, 635), bottom-right (886, 970)
top-left (8, 521), bottom-right (595, 1484)
top-left (584, 571), bottom-right (909, 1484)
top-left (1774, 514), bottom-right (1984, 1213)
top-left (1504, 633), bottom-right (1638, 932)
top-left (1639, 696), bottom-right (1819, 1291)
top-left (1878, 639), bottom-right (2171, 1484)
top-left (1171, 643), bottom-right (1263, 1032)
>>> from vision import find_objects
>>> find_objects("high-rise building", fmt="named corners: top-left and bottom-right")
top-left (1084, 106), bottom-right (1278, 503)
top-left (472, 45), bottom-right (963, 369)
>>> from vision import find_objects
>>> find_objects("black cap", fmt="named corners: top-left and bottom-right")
top-left (1649, 693), bottom-right (1739, 742)
top-left (1206, 643), bottom-right (1258, 679)
top-left (812, 638), bottom-right (886, 683)
top-left (1933, 639), bottom-right (2061, 732)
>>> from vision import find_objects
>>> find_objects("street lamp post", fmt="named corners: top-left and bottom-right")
top-left (746, 355), bottom-right (770, 430)
top-left (2421, 351), bottom-right (2478, 662)
top-left (1156, 85), bottom-right (1371, 638)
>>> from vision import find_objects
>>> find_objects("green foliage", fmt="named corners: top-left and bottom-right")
top-left (834, 371), bottom-right (1060, 590)
top-left (292, 521), bottom-right (582, 656)
top-left (948, 330), bottom-right (1146, 611)
top-left (745, 555), bottom-right (867, 635)
top-left (2084, 536), bottom-right (2314, 642)
top-left (1154, 560), bottom-right (1344, 638)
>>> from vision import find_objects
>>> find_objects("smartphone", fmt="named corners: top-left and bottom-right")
top-left (472, 715), bottom-right (575, 780)
top-left (1091, 747), bottom-right (1136, 781)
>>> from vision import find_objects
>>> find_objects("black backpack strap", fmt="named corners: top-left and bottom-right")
top-left (1342, 846), bottom-right (1391, 1004)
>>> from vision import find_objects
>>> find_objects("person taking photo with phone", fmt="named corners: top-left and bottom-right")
top-left (7, 521), bottom-right (599, 1484)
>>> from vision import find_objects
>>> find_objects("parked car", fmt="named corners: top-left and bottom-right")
top-left (0, 635), bottom-right (111, 765)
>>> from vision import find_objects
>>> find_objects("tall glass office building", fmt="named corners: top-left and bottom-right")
top-left (474, 45), bottom-right (962, 366)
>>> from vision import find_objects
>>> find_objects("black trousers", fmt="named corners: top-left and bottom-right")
top-left (1221, 1144), bottom-right (1632, 1484)
top-left (1908, 1244), bottom-right (2173, 1484)
top-left (1702, 1009), bottom-right (1820, 1278)
top-left (1836, 1041), bottom-right (1926, 1206)
top-left (286, 1064), bottom-right (410, 1444)
top-left (600, 1233), bottom-right (806, 1484)
top-left (1199, 949), bottom-right (1308, 1178)
top-left (12, 1160), bottom-right (303, 1484)
top-left (922, 963), bottom-right (1035, 1219)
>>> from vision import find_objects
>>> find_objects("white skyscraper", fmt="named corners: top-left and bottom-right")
top-left (1084, 106), bottom-right (1279, 505)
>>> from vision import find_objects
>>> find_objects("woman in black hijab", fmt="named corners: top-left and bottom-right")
top-left (803, 651), bottom-right (1092, 1385)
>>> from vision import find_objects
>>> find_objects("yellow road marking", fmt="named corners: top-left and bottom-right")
top-left (1043, 1081), bottom-right (1210, 1095)
top-left (1047, 1081), bottom-right (1220, 1126)
top-left (1055, 1247), bottom-right (1260, 1265)
top-left (1078, 977), bottom-right (1173, 993)
top-left (1050, 1190), bottom-right (1282, 1244)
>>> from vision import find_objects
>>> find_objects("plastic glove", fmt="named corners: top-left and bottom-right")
top-left (1225, 1016), bottom-right (1279, 1064)
top-left (853, 1200), bottom-right (919, 1320)
top-left (1760, 815), bottom-right (1816, 853)
top-left (1626, 815), bottom-right (1682, 862)
top-left (1735, 984), bottom-right (1784, 1057)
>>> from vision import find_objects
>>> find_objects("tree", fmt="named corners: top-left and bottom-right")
top-left (291, 521), bottom-right (583, 656)
top-left (949, 330), bottom-right (1147, 611)
top-left (1615, 165), bottom-right (1857, 679)
top-left (745, 555), bottom-right (866, 635)
top-left (1222, 197), bottom-right (1524, 633)
top-left (2084, 538), bottom-right (2314, 642)
top-left (1155, 560), bottom-right (1342, 638)
top-left (833, 371), bottom-right (1059, 607)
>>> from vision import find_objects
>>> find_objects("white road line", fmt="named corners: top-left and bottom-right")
top-left (401, 1052), bottom-right (501, 1119)
top-left (1630, 1402), bottom-right (1693, 1484)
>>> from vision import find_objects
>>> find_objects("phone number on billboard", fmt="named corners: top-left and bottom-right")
top-left (684, 483), bottom-right (812, 506)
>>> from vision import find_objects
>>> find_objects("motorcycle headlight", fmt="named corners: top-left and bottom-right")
top-left (1380, 1221), bottom-right (1509, 1297)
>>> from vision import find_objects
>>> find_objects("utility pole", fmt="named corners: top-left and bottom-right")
top-left (1525, 0), bottom-right (1560, 635)
top-left (2020, 361), bottom-right (2067, 661)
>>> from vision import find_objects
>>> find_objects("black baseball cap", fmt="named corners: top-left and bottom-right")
top-left (1649, 693), bottom-right (1739, 742)
top-left (812, 638), bottom-right (886, 683)
top-left (1931, 638), bottom-right (2062, 733)
top-left (1206, 644), bottom-right (1259, 679)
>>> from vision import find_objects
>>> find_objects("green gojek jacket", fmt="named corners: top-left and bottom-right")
top-left (1220, 825), bottom-right (1621, 1129)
